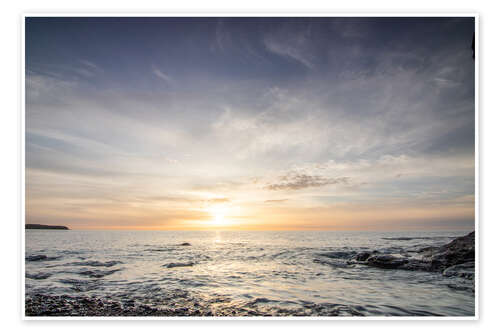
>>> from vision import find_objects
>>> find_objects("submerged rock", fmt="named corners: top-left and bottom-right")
top-left (163, 262), bottom-right (194, 268)
top-left (366, 255), bottom-right (408, 269)
top-left (26, 255), bottom-right (48, 262)
top-left (442, 262), bottom-right (475, 280)
top-left (26, 254), bottom-right (60, 262)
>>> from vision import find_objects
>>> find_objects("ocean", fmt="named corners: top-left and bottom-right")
top-left (25, 230), bottom-right (475, 317)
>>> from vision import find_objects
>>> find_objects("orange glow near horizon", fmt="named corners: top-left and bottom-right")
top-left (29, 197), bottom-right (474, 231)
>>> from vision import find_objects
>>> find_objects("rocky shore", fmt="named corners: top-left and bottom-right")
top-left (350, 231), bottom-right (475, 279)
top-left (25, 294), bottom-right (193, 317)
top-left (25, 293), bottom-right (364, 317)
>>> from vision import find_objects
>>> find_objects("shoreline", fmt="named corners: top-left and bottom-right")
top-left (25, 292), bottom-right (472, 317)
top-left (25, 294), bottom-right (367, 317)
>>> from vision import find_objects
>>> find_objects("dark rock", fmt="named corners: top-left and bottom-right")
top-left (179, 242), bottom-right (191, 246)
top-left (366, 255), bottom-right (408, 269)
top-left (26, 254), bottom-right (61, 262)
top-left (424, 231), bottom-right (475, 272)
top-left (442, 262), bottom-right (475, 280)
top-left (26, 255), bottom-right (48, 261)
top-left (353, 231), bottom-right (475, 274)
top-left (355, 252), bottom-right (371, 261)
top-left (163, 262), bottom-right (194, 268)
top-left (417, 246), bottom-right (439, 255)
top-left (400, 259), bottom-right (432, 271)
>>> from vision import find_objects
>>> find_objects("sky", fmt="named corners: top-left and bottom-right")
top-left (25, 17), bottom-right (475, 231)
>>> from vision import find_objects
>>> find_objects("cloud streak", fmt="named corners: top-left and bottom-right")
top-left (152, 65), bottom-right (174, 84)
top-left (266, 172), bottom-right (351, 191)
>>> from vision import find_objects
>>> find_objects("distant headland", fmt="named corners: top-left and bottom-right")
top-left (26, 224), bottom-right (69, 230)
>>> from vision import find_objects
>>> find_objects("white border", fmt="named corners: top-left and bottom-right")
top-left (20, 13), bottom-right (479, 321)
top-left (21, 12), bottom-right (25, 320)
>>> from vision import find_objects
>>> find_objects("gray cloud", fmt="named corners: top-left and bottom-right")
top-left (266, 172), bottom-right (351, 191)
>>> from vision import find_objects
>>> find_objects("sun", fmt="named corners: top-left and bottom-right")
top-left (207, 205), bottom-right (230, 226)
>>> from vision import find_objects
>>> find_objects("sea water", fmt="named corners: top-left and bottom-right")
top-left (25, 230), bottom-right (475, 316)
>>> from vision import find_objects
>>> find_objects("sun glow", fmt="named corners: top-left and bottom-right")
top-left (207, 205), bottom-right (231, 226)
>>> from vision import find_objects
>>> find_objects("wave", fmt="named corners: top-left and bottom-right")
top-left (66, 260), bottom-right (123, 267)
top-left (76, 268), bottom-right (121, 278)
top-left (313, 258), bottom-right (354, 268)
top-left (381, 236), bottom-right (454, 241)
top-left (57, 278), bottom-right (102, 292)
top-left (26, 272), bottom-right (52, 280)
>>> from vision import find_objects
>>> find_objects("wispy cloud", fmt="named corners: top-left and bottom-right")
top-left (266, 172), bottom-right (350, 191)
top-left (207, 197), bottom-right (231, 204)
top-left (79, 59), bottom-right (99, 70)
top-left (152, 65), bottom-right (174, 84)
top-left (264, 199), bottom-right (288, 203)
top-left (214, 19), bottom-right (230, 52)
top-left (263, 23), bottom-right (317, 69)
top-left (263, 36), bottom-right (316, 69)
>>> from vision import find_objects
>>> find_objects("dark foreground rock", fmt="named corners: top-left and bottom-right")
top-left (352, 231), bottom-right (475, 274)
top-left (424, 231), bottom-right (475, 272)
top-left (26, 224), bottom-right (69, 230)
